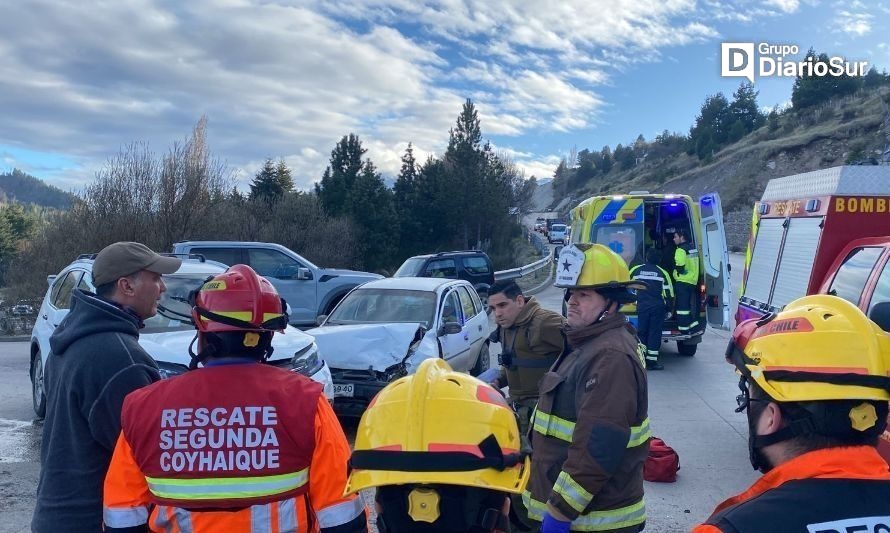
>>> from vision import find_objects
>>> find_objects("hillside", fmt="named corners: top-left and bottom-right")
top-left (548, 85), bottom-right (890, 250)
top-left (0, 169), bottom-right (75, 209)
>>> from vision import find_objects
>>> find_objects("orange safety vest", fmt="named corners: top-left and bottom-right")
top-left (693, 446), bottom-right (890, 533)
top-left (104, 362), bottom-right (366, 532)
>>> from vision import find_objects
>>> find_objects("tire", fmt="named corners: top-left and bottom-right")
top-left (677, 341), bottom-right (697, 356)
top-left (471, 344), bottom-right (491, 376)
top-left (31, 350), bottom-right (46, 419)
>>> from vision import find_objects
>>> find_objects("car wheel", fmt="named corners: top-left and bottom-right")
top-left (677, 341), bottom-right (697, 356)
top-left (31, 350), bottom-right (46, 419)
top-left (471, 344), bottom-right (491, 376)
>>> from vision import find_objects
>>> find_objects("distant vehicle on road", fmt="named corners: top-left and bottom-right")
top-left (548, 223), bottom-right (567, 244)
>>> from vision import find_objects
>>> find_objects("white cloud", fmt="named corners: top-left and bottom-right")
top-left (833, 9), bottom-right (873, 36)
top-left (763, 0), bottom-right (800, 12)
top-left (0, 0), bottom-right (781, 191)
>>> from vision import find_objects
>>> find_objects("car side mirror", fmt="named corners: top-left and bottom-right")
top-left (297, 267), bottom-right (313, 281)
top-left (869, 302), bottom-right (890, 332)
top-left (438, 321), bottom-right (462, 336)
top-left (316, 314), bottom-right (327, 326)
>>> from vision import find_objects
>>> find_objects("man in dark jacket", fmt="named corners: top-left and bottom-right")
top-left (525, 244), bottom-right (649, 533)
top-left (486, 279), bottom-right (564, 532)
top-left (32, 242), bottom-right (180, 533)
top-left (630, 248), bottom-right (674, 370)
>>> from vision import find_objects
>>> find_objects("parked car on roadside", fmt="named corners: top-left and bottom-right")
top-left (307, 277), bottom-right (491, 417)
top-left (29, 254), bottom-right (334, 418)
top-left (393, 250), bottom-right (495, 310)
top-left (171, 241), bottom-right (383, 327)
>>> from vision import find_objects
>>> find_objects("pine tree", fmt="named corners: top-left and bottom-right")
top-left (249, 158), bottom-right (284, 202)
top-left (349, 161), bottom-right (398, 271)
top-left (316, 134), bottom-right (366, 217)
top-left (275, 159), bottom-right (294, 194)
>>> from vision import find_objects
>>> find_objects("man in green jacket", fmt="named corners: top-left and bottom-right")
top-left (487, 280), bottom-right (564, 449)
top-left (672, 227), bottom-right (700, 334)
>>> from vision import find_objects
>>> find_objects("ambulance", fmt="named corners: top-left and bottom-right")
top-left (568, 191), bottom-right (732, 355)
top-left (736, 166), bottom-right (890, 324)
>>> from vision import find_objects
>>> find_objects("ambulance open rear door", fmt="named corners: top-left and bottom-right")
top-left (699, 193), bottom-right (732, 330)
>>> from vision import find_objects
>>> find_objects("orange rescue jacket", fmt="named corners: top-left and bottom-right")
top-left (103, 362), bottom-right (367, 533)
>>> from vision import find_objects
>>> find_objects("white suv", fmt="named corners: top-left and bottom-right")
top-left (29, 255), bottom-right (334, 418)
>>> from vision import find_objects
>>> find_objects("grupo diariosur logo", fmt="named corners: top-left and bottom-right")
top-left (721, 43), bottom-right (868, 83)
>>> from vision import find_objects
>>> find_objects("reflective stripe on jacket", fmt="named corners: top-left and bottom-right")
top-left (693, 446), bottom-right (890, 533)
top-left (629, 263), bottom-right (673, 310)
top-left (103, 363), bottom-right (367, 533)
top-left (525, 313), bottom-right (649, 531)
top-left (673, 242), bottom-right (699, 285)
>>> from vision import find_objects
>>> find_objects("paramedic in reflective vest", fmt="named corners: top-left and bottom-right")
top-left (671, 227), bottom-right (699, 334)
top-left (346, 358), bottom-right (531, 533)
top-left (525, 244), bottom-right (649, 533)
top-left (102, 264), bottom-right (367, 533)
top-left (629, 248), bottom-right (673, 371)
top-left (694, 295), bottom-right (890, 533)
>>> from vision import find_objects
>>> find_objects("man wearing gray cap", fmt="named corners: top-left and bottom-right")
top-left (33, 242), bottom-right (181, 533)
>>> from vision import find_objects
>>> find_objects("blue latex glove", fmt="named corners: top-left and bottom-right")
top-left (541, 513), bottom-right (571, 533)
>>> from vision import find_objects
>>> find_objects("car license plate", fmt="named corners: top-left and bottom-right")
top-left (334, 383), bottom-right (354, 397)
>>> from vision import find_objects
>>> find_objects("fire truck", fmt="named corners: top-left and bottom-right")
top-left (568, 191), bottom-right (732, 355)
top-left (736, 166), bottom-right (890, 324)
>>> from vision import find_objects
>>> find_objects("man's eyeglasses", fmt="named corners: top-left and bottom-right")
top-left (734, 378), bottom-right (771, 413)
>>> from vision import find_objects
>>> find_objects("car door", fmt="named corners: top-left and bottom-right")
top-left (246, 247), bottom-right (316, 325)
top-left (35, 269), bottom-right (83, 359)
top-left (436, 288), bottom-right (473, 370)
top-left (456, 285), bottom-right (486, 362)
top-left (699, 192), bottom-right (732, 330)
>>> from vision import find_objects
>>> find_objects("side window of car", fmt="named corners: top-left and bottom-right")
top-left (191, 248), bottom-right (241, 266)
top-left (462, 256), bottom-right (490, 275)
top-left (248, 249), bottom-right (301, 279)
top-left (827, 247), bottom-right (884, 307)
top-left (867, 259), bottom-right (890, 318)
top-left (441, 291), bottom-right (463, 325)
top-left (425, 259), bottom-right (458, 278)
top-left (457, 286), bottom-right (478, 319)
top-left (51, 271), bottom-right (83, 310)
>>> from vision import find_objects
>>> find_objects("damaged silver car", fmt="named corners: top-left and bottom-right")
top-left (307, 277), bottom-right (491, 416)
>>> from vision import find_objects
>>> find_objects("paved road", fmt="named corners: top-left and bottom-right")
top-left (0, 253), bottom-right (753, 532)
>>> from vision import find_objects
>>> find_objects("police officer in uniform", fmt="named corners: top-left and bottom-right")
top-left (694, 295), bottom-right (890, 532)
top-left (671, 227), bottom-right (699, 334)
top-left (630, 249), bottom-right (673, 370)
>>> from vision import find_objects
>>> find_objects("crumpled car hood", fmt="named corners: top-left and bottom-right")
top-left (306, 323), bottom-right (432, 372)
top-left (138, 326), bottom-right (314, 366)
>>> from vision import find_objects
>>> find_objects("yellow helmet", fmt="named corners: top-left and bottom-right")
top-left (345, 358), bottom-right (530, 495)
top-left (729, 294), bottom-right (890, 403)
top-left (554, 243), bottom-right (645, 293)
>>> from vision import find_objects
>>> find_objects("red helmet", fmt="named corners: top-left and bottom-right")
top-left (190, 264), bottom-right (288, 334)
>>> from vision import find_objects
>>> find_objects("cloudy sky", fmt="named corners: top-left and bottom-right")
top-left (1, 0), bottom-right (888, 192)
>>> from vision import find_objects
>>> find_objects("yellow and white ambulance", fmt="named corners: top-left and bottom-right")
top-left (567, 191), bottom-right (732, 355)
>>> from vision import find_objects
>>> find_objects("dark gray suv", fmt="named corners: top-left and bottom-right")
top-left (394, 250), bottom-right (494, 309)
top-left (172, 241), bottom-right (382, 327)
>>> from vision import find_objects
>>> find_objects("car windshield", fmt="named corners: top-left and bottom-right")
top-left (393, 257), bottom-right (426, 277)
top-left (143, 273), bottom-right (212, 331)
top-left (552, 224), bottom-right (566, 231)
top-left (326, 288), bottom-right (436, 328)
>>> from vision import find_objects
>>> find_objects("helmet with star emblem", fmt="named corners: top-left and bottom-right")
top-left (554, 243), bottom-right (646, 297)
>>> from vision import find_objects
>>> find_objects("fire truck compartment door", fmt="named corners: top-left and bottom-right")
top-left (699, 192), bottom-right (732, 330)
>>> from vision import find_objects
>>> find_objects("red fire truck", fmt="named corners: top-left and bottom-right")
top-left (736, 166), bottom-right (890, 324)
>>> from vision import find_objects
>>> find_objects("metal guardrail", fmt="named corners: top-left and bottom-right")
top-left (494, 249), bottom-right (554, 282)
